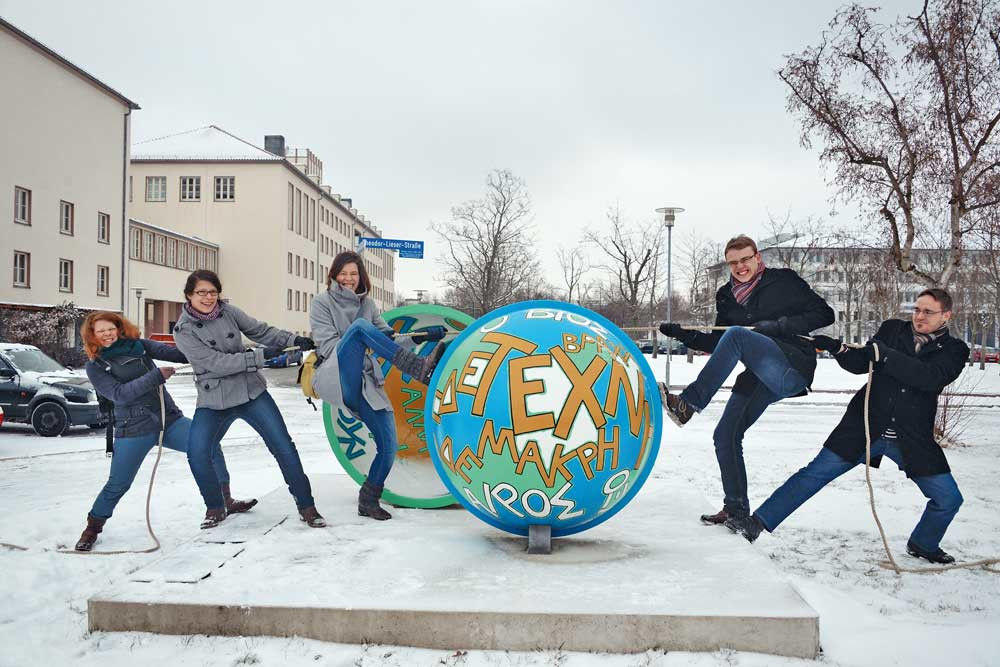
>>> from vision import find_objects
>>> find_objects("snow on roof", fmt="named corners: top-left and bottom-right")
top-left (131, 125), bottom-right (282, 161)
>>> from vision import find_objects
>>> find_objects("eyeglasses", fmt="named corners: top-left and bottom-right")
top-left (193, 290), bottom-right (219, 297)
top-left (910, 307), bottom-right (944, 317)
top-left (726, 254), bottom-right (757, 269)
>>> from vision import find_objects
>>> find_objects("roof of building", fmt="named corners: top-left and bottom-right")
top-left (132, 125), bottom-right (282, 161)
top-left (129, 218), bottom-right (220, 248)
top-left (0, 16), bottom-right (139, 110)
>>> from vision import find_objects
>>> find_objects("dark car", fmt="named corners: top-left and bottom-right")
top-left (263, 348), bottom-right (304, 369)
top-left (971, 347), bottom-right (999, 363)
top-left (0, 343), bottom-right (105, 436)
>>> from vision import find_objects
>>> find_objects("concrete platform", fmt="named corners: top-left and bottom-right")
top-left (89, 474), bottom-right (819, 658)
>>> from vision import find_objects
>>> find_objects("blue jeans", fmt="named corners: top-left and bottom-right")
top-left (338, 320), bottom-right (399, 487)
top-left (188, 391), bottom-right (314, 510)
top-left (681, 327), bottom-right (807, 517)
top-left (90, 417), bottom-right (230, 519)
top-left (755, 438), bottom-right (964, 551)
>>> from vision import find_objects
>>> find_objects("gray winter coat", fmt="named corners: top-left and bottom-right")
top-left (309, 284), bottom-right (400, 413)
top-left (173, 303), bottom-right (295, 410)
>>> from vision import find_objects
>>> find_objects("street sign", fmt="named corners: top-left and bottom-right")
top-left (359, 237), bottom-right (424, 259)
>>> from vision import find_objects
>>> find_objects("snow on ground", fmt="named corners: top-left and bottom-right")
top-left (1, 360), bottom-right (999, 666)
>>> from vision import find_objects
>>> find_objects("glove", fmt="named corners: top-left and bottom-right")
top-left (413, 326), bottom-right (447, 344)
top-left (752, 320), bottom-right (781, 337)
top-left (865, 341), bottom-right (886, 364)
top-left (294, 336), bottom-right (315, 351)
top-left (262, 346), bottom-right (285, 360)
top-left (659, 322), bottom-right (686, 338)
top-left (810, 334), bottom-right (842, 354)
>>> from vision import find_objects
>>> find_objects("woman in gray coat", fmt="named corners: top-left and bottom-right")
top-left (310, 251), bottom-right (446, 520)
top-left (173, 270), bottom-right (325, 529)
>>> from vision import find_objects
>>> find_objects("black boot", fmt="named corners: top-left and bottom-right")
top-left (661, 384), bottom-right (694, 426)
top-left (390, 344), bottom-right (446, 386)
top-left (222, 483), bottom-right (258, 514)
top-left (200, 507), bottom-right (227, 530)
top-left (906, 539), bottom-right (956, 564)
top-left (74, 514), bottom-right (106, 552)
top-left (724, 513), bottom-right (765, 543)
top-left (358, 481), bottom-right (392, 521)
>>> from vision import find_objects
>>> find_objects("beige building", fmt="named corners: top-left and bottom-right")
top-left (128, 126), bottom-right (395, 336)
top-left (0, 17), bottom-right (138, 336)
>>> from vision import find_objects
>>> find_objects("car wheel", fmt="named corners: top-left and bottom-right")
top-left (31, 402), bottom-right (69, 437)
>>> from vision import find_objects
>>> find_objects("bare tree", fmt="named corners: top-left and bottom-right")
top-left (556, 245), bottom-right (588, 304)
top-left (780, 0), bottom-right (1000, 287)
top-left (678, 229), bottom-right (722, 327)
top-left (431, 169), bottom-right (540, 318)
top-left (761, 212), bottom-right (832, 279)
top-left (584, 205), bottom-right (661, 327)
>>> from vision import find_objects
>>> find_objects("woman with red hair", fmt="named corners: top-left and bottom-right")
top-left (74, 311), bottom-right (253, 551)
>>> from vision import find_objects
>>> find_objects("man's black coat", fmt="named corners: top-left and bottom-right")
top-left (823, 319), bottom-right (968, 478)
top-left (676, 267), bottom-right (834, 396)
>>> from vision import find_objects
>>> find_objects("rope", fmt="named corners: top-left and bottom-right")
top-left (620, 325), bottom-right (746, 333)
top-left (2, 385), bottom-right (166, 556)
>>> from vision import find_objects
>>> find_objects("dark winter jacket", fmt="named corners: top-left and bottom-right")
top-left (823, 319), bottom-right (968, 478)
top-left (674, 267), bottom-right (834, 395)
top-left (84, 339), bottom-right (185, 438)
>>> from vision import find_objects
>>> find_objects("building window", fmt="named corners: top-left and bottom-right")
top-left (287, 252), bottom-right (293, 274)
top-left (198, 246), bottom-right (207, 269)
top-left (167, 238), bottom-right (176, 267)
top-left (309, 260), bottom-right (314, 280)
top-left (288, 184), bottom-right (294, 230)
top-left (59, 258), bottom-right (73, 292)
top-left (98, 212), bottom-right (111, 244)
top-left (296, 255), bottom-right (301, 276)
top-left (295, 290), bottom-right (300, 311)
top-left (296, 189), bottom-right (302, 234)
top-left (59, 201), bottom-right (74, 235)
top-left (142, 230), bottom-right (154, 261)
top-left (156, 235), bottom-right (166, 264)
top-left (97, 265), bottom-right (109, 296)
top-left (208, 250), bottom-right (216, 271)
top-left (130, 228), bottom-right (140, 259)
top-left (310, 199), bottom-right (316, 241)
top-left (145, 176), bottom-right (167, 202)
top-left (128, 175), bottom-right (133, 202)
top-left (180, 176), bottom-right (201, 201)
top-left (214, 176), bottom-right (235, 201)
top-left (178, 242), bottom-right (188, 269)
top-left (188, 244), bottom-right (197, 270)
top-left (14, 187), bottom-right (31, 225)
top-left (13, 251), bottom-right (29, 287)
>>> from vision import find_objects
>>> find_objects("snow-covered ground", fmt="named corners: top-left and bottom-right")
top-left (1, 359), bottom-right (999, 666)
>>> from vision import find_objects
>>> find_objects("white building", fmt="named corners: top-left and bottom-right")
top-left (0, 17), bottom-right (138, 341)
top-left (127, 126), bottom-right (395, 336)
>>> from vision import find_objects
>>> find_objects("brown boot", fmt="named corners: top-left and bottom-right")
top-left (74, 514), bottom-right (106, 552)
top-left (222, 483), bottom-right (258, 514)
top-left (358, 481), bottom-right (392, 521)
top-left (298, 506), bottom-right (327, 528)
top-left (200, 507), bottom-right (227, 529)
top-left (700, 508), bottom-right (729, 525)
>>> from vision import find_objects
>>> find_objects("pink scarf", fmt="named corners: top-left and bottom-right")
top-left (731, 258), bottom-right (766, 305)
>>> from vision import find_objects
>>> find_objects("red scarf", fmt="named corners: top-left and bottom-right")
top-left (731, 259), bottom-right (766, 305)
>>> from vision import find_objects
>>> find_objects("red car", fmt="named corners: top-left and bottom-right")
top-left (971, 347), bottom-right (999, 363)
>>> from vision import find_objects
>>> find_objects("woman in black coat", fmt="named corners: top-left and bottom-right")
top-left (75, 311), bottom-right (254, 551)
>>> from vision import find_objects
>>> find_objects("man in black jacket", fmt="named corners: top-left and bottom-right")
top-left (660, 235), bottom-right (834, 526)
top-left (728, 288), bottom-right (968, 565)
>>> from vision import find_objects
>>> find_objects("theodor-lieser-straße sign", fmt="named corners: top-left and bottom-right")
top-left (358, 237), bottom-right (424, 259)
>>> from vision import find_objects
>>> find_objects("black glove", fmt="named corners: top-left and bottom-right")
top-left (262, 346), bottom-right (284, 360)
top-left (294, 336), bottom-right (315, 351)
top-left (810, 334), bottom-right (842, 354)
top-left (752, 320), bottom-right (781, 337)
top-left (413, 325), bottom-right (447, 344)
top-left (659, 322), bottom-right (686, 338)
top-left (865, 340), bottom-right (886, 364)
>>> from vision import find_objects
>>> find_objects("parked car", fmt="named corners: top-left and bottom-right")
top-left (263, 348), bottom-right (303, 369)
top-left (970, 347), bottom-right (999, 363)
top-left (638, 339), bottom-right (668, 355)
top-left (0, 343), bottom-right (105, 436)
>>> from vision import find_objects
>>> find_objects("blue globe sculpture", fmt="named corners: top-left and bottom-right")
top-left (425, 300), bottom-right (663, 537)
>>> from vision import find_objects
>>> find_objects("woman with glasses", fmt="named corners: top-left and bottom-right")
top-left (173, 270), bottom-right (325, 529)
top-left (74, 311), bottom-right (255, 551)
top-left (658, 235), bottom-right (834, 528)
top-left (310, 251), bottom-right (446, 520)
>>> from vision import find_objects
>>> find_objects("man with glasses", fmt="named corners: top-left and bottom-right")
top-left (659, 235), bottom-right (834, 526)
top-left (727, 288), bottom-right (968, 565)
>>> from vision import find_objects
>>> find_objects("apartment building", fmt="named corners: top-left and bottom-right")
top-left (0, 17), bottom-right (138, 340)
top-left (128, 126), bottom-right (395, 335)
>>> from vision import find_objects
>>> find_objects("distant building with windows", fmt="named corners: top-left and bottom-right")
top-left (127, 126), bottom-right (395, 335)
top-left (0, 17), bottom-right (139, 342)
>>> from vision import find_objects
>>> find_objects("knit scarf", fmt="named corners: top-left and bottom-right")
top-left (184, 302), bottom-right (222, 321)
top-left (731, 258), bottom-right (767, 305)
top-left (99, 338), bottom-right (145, 360)
top-left (914, 325), bottom-right (948, 353)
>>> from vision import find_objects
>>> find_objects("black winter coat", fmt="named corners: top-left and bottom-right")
top-left (675, 268), bottom-right (834, 395)
top-left (84, 339), bottom-right (186, 438)
top-left (823, 319), bottom-right (968, 478)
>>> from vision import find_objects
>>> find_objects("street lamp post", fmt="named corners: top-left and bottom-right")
top-left (132, 287), bottom-right (145, 336)
top-left (655, 207), bottom-right (684, 390)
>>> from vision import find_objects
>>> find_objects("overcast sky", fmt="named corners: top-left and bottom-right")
top-left (2, 0), bottom-right (917, 298)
